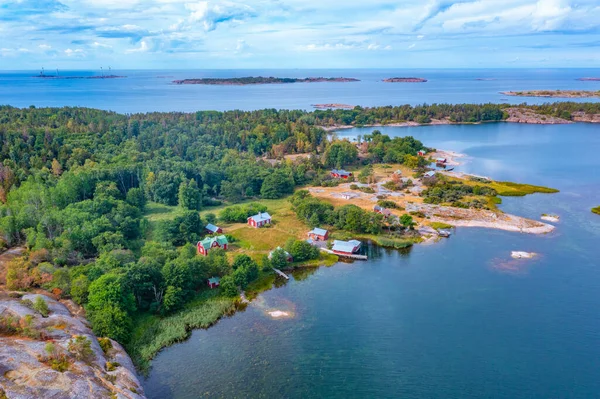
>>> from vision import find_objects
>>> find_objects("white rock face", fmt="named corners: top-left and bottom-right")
top-left (0, 293), bottom-right (146, 399)
top-left (511, 251), bottom-right (536, 259)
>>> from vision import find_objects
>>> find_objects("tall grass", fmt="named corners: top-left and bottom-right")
top-left (494, 182), bottom-right (559, 197)
top-left (127, 289), bottom-right (236, 373)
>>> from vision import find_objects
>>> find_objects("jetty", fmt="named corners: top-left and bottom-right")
top-left (272, 268), bottom-right (290, 279)
top-left (320, 248), bottom-right (368, 260)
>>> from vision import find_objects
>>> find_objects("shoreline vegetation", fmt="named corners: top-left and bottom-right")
top-left (501, 90), bottom-right (600, 98)
top-left (172, 76), bottom-right (360, 85)
top-left (383, 77), bottom-right (428, 83)
top-left (592, 206), bottom-right (600, 215)
top-left (0, 104), bottom-right (563, 376)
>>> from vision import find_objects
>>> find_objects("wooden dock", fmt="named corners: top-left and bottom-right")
top-left (272, 268), bottom-right (290, 280)
top-left (320, 248), bottom-right (368, 260)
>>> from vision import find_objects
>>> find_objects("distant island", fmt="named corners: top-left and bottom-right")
top-left (576, 78), bottom-right (600, 81)
top-left (312, 103), bottom-right (355, 109)
top-left (383, 77), bottom-right (427, 83)
top-left (501, 90), bottom-right (600, 98)
top-left (475, 78), bottom-right (498, 81)
top-left (172, 76), bottom-right (360, 85)
top-left (34, 75), bottom-right (126, 80)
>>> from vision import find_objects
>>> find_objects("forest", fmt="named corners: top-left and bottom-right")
top-left (0, 102), bottom-right (594, 362)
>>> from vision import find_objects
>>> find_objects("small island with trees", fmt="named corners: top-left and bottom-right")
top-left (383, 77), bottom-right (427, 83)
top-left (172, 76), bottom-right (360, 85)
top-left (501, 90), bottom-right (600, 98)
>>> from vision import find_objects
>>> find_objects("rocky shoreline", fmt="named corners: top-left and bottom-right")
top-left (501, 90), bottom-right (600, 98)
top-left (0, 291), bottom-right (146, 399)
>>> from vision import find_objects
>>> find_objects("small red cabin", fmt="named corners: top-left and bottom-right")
top-left (205, 223), bottom-right (223, 234)
top-left (418, 150), bottom-right (427, 157)
top-left (207, 277), bottom-right (220, 289)
top-left (331, 169), bottom-right (352, 179)
top-left (308, 228), bottom-right (329, 241)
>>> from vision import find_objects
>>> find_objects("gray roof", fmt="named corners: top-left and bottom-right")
top-left (423, 171), bottom-right (436, 177)
top-left (249, 212), bottom-right (271, 223)
top-left (205, 223), bottom-right (220, 233)
top-left (332, 240), bottom-right (361, 253)
top-left (309, 228), bottom-right (328, 236)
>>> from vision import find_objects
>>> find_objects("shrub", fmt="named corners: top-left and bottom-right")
top-left (106, 361), bottom-right (121, 372)
top-left (44, 343), bottom-right (70, 372)
top-left (33, 296), bottom-right (50, 317)
top-left (377, 200), bottom-right (401, 209)
top-left (98, 337), bottom-right (113, 354)
top-left (68, 335), bottom-right (95, 363)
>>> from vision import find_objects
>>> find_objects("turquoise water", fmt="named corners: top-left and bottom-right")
top-left (1, 69), bottom-right (600, 113)
top-left (144, 123), bottom-right (600, 398)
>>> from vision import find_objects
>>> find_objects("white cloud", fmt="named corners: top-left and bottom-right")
top-left (64, 48), bottom-right (85, 57)
top-left (92, 41), bottom-right (113, 48)
top-left (408, 43), bottom-right (416, 49)
top-left (125, 40), bottom-right (150, 53)
top-left (185, 1), bottom-right (256, 32)
top-left (38, 44), bottom-right (52, 50)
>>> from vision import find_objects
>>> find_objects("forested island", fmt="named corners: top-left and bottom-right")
top-left (173, 76), bottom-right (360, 85)
top-left (0, 102), bottom-right (592, 385)
top-left (502, 90), bottom-right (600, 98)
top-left (383, 77), bottom-right (427, 82)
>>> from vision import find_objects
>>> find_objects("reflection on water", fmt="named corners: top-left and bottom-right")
top-left (144, 123), bottom-right (600, 399)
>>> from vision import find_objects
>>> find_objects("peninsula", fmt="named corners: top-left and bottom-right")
top-left (383, 77), bottom-right (427, 83)
top-left (172, 76), bottom-right (360, 85)
top-left (501, 90), bottom-right (600, 98)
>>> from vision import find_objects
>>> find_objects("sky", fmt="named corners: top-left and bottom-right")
top-left (1, 0), bottom-right (600, 69)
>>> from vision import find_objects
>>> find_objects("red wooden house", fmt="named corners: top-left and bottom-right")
top-left (205, 223), bottom-right (223, 234)
top-left (197, 235), bottom-right (229, 256)
top-left (247, 212), bottom-right (272, 228)
top-left (308, 228), bottom-right (329, 241)
top-left (331, 169), bottom-right (353, 179)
